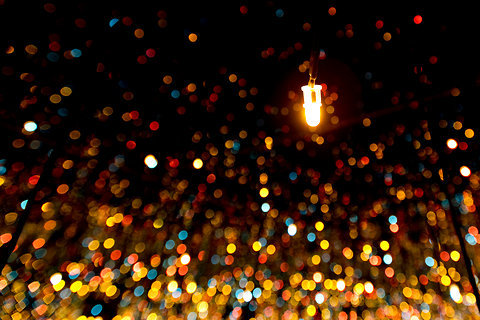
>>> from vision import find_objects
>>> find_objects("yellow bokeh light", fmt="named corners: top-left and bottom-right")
top-left (324, 279), bottom-right (332, 290)
top-left (197, 301), bottom-right (208, 312)
top-left (363, 244), bottom-right (372, 255)
top-left (453, 121), bottom-right (462, 130)
top-left (396, 190), bottom-right (406, 200)
top-left (466, 293), bottom-right (476, 305)
top-left (152, 281), bottom-right (162, 290)
top-left (53, 280), bottom-right (65, 291)
top-left (306, 305), bottom-right (316, 316)
top-left (345, 267), bottom-right (355, 277)
top-left (60, 87), bottom-right (72, 96)
top-left (441, 275), bottom-right (451, 286)
top-left (222, 284), bottom-right (232, 295)
top-left (226, 243), bottom-right (237, 254)
top-left (259, 187), bottom-right (269, 198)
top-left (104, 238), bottom-right (115, 249)
top-left (106, 285), bottom-right (117, 297)
top-left (147, 314), bottom-right (157, 320)
top-left (88, 240), bottom-right (99, 251)
top-left (465, 129), bottom-right (474, 138)
top-left (103, 106), bottom-right (114, 116)
top-left (70, 281), bottom-right (82, 292)
top-left (343, 247), bottom-right (353, 259)
top-left (380, 240), bottom-right (390, 251)
top-left (77, 285), bottom-right (89, 296)
top-left (320, 240), bottom-right (329, 250)
top-left (450, 250), bottom-right (460, 261)
top-left (193, 158), bottom-right (203, 169)
top-left (62, 160), bottom-right (74, 169)
top-left (186, 282), bottom-right (197, 293)
top-left (167, 280), bottom-right (178, 292)
top-left (353, 283), bottom-right (364, 295)
top-left (50, 94), bottom-right (62, 104)
top-left (153, 218), bottom-right (163, 229)
top-left (313, 272), bottom-right (323, 283)
top-left (263, 279), bottom-right (273, 290)
top-left (252, 241), bottom-right (262, 251)
top-left (266, 244), bottom-right (276, 255)
top-left (315, 221), bottom-right (324, 231)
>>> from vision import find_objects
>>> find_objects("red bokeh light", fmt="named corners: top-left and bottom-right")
top-left (149, 121), bottom-right (159, 131)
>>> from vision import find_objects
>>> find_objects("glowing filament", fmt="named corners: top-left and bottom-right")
top-left (302, 84), bottom-right (322, 127)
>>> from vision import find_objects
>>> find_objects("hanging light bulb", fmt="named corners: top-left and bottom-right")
top-left (302, 82), bottom-right (322, 127)
top-left (302, 45), bottom-right (322, 127)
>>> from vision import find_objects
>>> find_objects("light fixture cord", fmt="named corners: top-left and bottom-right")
top-left (308, 20), bottom-right (320, 87)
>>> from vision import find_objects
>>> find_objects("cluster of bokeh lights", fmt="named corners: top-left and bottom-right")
top-left (0, 2), bottom-right (479, 320)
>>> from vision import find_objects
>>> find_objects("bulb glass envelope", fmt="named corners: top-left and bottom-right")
top-left (301, 84), bottom-right (322, 127)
